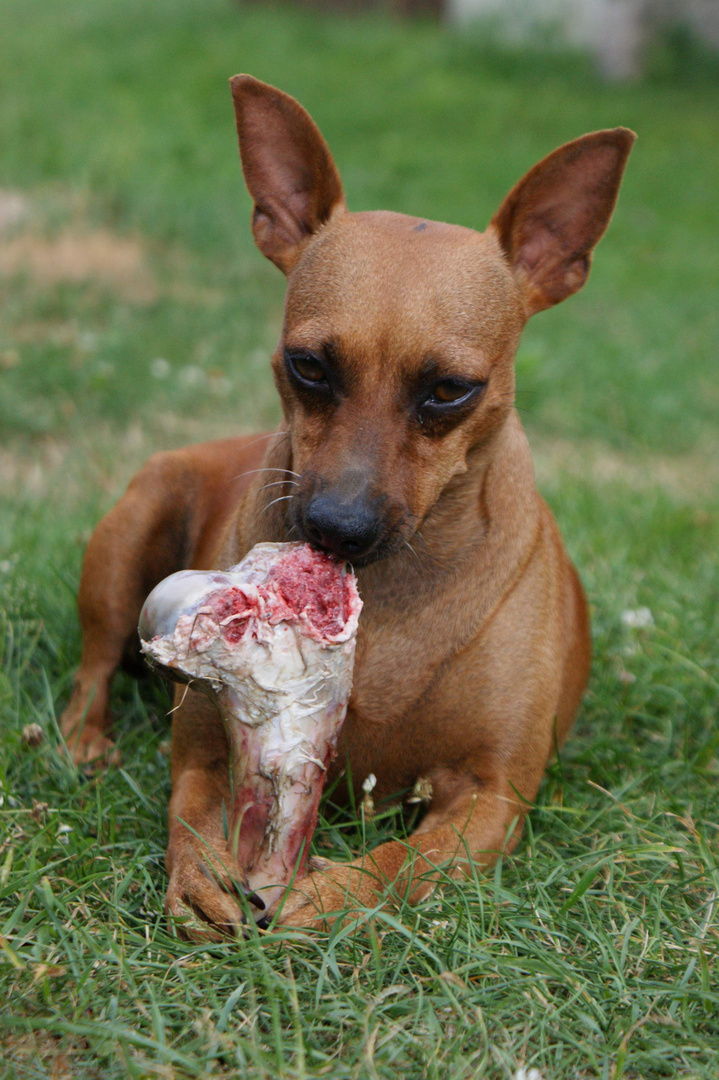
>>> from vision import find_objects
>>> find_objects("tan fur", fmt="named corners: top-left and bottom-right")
top-left (61, 77), bottom-right (633, 935)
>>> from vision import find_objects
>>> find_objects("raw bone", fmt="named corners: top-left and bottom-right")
top-left (139, 542), bottom-right (361, 919)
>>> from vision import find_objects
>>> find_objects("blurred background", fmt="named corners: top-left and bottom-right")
top-left (2, 0), bottom-right (718, 695)
top-left (1, 0), bottom-right (717, 465)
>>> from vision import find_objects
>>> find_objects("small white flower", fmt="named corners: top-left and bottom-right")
top-left (150, 357), bottom-right (171, 378)
top-left (407, 775), bottom-right (433, 804)
top-left (362, 773), bottom-right (377, 795)
top-left (57, 824), bottom-right (73, 844)
top-left (515, 1069), bottom-right (545, 1080)
top-left (621, 607), bottom-right (654, 630)
top-left (21, 723), bottom-right (44, 747)
top-left (179, 365), bottom-right (205, 386)
top-left (207, 374), bottom-right (231, 395)
top-left (78, 331), bottom-right (99, 352)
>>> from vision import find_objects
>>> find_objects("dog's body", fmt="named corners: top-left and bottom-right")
top-left (61, 77), bottom-right (633, 934)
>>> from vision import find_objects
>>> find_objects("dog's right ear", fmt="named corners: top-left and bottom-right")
top-left (230, 75), bottom-right (345, 274)
top-left (490, 128), bottom-right (635, 316)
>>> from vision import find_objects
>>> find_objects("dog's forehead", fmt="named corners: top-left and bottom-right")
top-left (285, 210), bottom-right (523, 360)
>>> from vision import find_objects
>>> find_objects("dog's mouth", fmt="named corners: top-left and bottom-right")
top-left (285, 478), bottom-right (413, 568)
top-left (299, 529), bottom-right (402, 568)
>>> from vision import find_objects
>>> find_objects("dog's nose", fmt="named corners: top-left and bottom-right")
top-left (304, 493), bottom-right (381, 560)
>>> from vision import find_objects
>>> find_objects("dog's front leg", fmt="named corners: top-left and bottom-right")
top-left (164, 688), bottom-right (256, 941)
top-left (278, 775), bottom-right (524, 929)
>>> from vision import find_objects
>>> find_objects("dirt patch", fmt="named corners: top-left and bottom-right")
top-left (0, 416), bottom-right (256, 507)
top-left (0, 439), bottom-right (71, 500)
top-left (0, 229), bottom-right (157, 302)
top-left (0, 190), bottom-right (30, 234)
top-left (0, 1031), bottom-right (98, 1079)
top-left (532, 435), bottom-right (719, 502)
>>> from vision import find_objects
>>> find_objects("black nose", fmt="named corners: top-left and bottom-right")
top-left (304, 493), bottom-right (381, 560)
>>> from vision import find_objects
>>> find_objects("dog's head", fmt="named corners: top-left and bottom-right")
top-left (231, 76), bottom-right (634, 565)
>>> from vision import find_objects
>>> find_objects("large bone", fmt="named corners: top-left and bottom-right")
top-left (139, 542), bottom-right (361, 919)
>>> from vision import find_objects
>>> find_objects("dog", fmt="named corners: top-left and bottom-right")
top-left (60, 75), bottom-right (634, 935)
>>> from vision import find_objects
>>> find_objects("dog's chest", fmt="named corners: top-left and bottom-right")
top-left (328, 617), bottom-right (461, 797)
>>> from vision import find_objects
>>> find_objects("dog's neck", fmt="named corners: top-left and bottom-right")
top-left (418, 411), bottom-right (537, 558)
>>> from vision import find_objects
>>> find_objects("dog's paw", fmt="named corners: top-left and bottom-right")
top-left (165, 839), bottom-right (264, 942)
top-left (277, 857), bottom-right (382, 929)
top-left (62, 725), bottom-right (120, 769)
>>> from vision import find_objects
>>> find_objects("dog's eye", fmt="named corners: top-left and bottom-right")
top-left (287, 353), bottom-right (328, 387)
top-left (423, 380), bottom-right (480, 409)
top-left (416, 378), bottom-right (487, 429)
top-left (429, 380), bottom-right (472, 405)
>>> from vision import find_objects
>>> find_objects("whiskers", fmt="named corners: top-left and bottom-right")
top-left (375, 507), bottom-right (439, 575)
top-left (230, 465), bottom-right (302, 484)
top-left (497, 390), bottom-right (538, 420)
top-left (256, 473), bottom-right (301, 523)
top-left (400, 529), bottom-right (440, 574)
top-left (259, 479), bottom-right (300, 493)
top-left (401, 538), bottom-right (424, 573)
top-left (235, 430), bottom-right (291, 455)
top-left (257, 491), bottom-right (299, 520)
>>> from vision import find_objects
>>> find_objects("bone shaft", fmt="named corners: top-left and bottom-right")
top-left (222, 704), bottom-right (342, 916)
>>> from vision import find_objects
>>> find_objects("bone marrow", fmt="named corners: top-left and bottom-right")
top-left (139, 543), bottom-right (361, 919)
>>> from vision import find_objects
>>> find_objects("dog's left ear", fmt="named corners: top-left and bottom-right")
top-left (230, 74), bottom-right (346, 274)
top-left (490, 128), bottom-right (635, 316)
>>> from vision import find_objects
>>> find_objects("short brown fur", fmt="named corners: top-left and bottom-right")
top-left (61, 77), bottom-right (634, 934)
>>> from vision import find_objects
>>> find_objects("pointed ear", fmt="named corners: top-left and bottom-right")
top-left (490, 128), bottom-right (635, 316)
top-left (229, 75), bottom-right (345, 274)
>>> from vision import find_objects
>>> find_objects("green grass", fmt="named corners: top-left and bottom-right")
top-left (1, 1), bottom-right (718, 1076)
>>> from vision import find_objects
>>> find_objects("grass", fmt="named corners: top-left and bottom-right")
top-left (1, 0), bottom-right (718, 1076)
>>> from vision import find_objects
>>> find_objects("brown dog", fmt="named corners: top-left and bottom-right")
top-left (61, 76), bottom-right (634, 935)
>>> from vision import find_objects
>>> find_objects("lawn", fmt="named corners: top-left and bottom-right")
top-left (1, 0), bottom-right (718, 1076)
